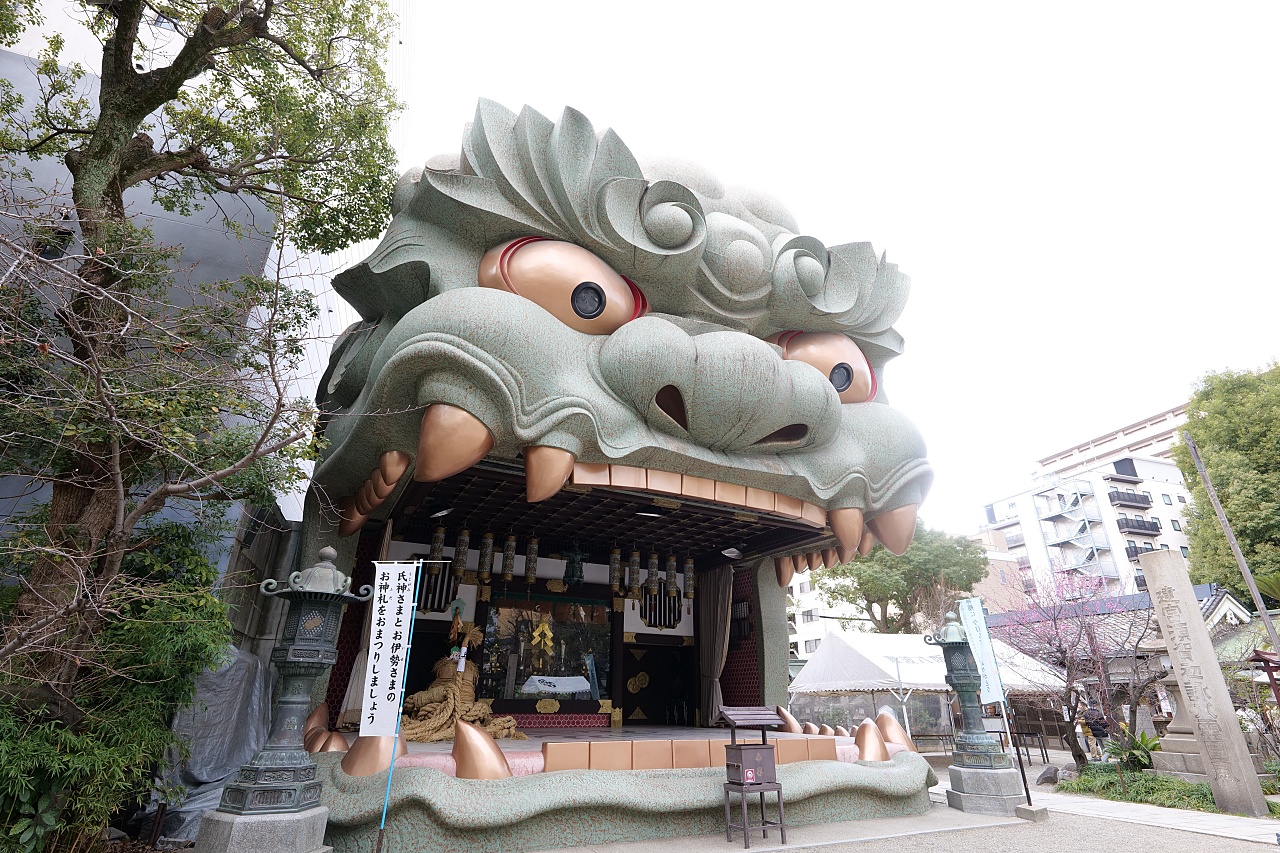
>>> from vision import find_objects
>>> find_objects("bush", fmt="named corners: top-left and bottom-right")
top-left (1057, 763), bottom-right (1280, 816)
top-left (0, 518), bottom-right (231, 853)
top-left (1104, 725), bottom-right (1161, 770)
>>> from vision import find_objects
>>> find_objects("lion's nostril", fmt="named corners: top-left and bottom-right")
top-left (654, 385), bottom-right (688, 430)
top-left (754, 424), bottom-right (809, 445)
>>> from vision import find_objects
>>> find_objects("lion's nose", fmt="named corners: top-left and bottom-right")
top-left (598, 317), bottom-right (841, 452)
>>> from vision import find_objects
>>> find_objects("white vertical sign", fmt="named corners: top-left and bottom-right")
top-left (957, 597), bottom-right (1006, 705)
top-left (360, 561), bottom-right (420, 737)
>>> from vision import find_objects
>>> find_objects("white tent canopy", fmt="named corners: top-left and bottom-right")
top-left (788, 631), bottom-right (1065, 696)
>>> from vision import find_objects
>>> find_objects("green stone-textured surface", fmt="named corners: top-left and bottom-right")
top-left (301, 100), bottom-right (932, 561)
top-left (315, 752), bottom-right (936, 853)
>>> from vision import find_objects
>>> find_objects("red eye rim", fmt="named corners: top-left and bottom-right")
top-left (623, 276), bottom-right (648, 321)
top-left (496, 235), bottom-right (547, 297)
top-left (773, 329), bottom-right (878, 402)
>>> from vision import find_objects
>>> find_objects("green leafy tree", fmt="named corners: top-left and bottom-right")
top-left (1172, 364), bottom-right (1280, 599)
top-left (0, 0), bottom-right (398, 845)
top-left (814, 523), bottom-right (988, 633)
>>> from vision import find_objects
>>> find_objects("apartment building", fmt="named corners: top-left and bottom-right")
top-left (980, 406), bottom-right (1192, 600)
top-left (785, 572), bottom-right (870, 672)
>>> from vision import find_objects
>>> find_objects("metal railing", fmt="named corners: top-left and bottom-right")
top-left (1109, 490), bottom-right (1153, 509)
top-left (1117, 517), bottom-right (1161, 535)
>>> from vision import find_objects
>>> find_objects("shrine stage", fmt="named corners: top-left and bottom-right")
top-left (345, 725), bottom-right (878, 776)
top-left (316, 738), bottom-right (934, 853)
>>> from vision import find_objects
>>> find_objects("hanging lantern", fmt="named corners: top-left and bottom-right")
top-left (609, 547), bottom-right (622, 593)
top-left (645, 552), bottom-right (660, 596)
top-left (502, 534), bottom-right (517, 582)
top-left (428, 526), bottom-right (446, 575)
top-left (627, 550), bottom-right (641, 599)
top-left (665, 555), bottom-right (678, 596)
top-left (477, 532), bottom-right (494, 584)
top-left (684, 557), bottom-right (696, 599)
top-left (562, 541), bottom-right (587, 587)
top-left (525, 536), bottom-right (539, 584)
top-left (451, 528), bottom-right (470, 579)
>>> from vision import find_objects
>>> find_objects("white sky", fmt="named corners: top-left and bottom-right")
top-left (385, 1), bottom-right (1280, 536)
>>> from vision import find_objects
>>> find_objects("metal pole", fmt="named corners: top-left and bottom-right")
top-left (1000, 700), bottom-right (1031, 806)
top-left (1182, 431), bottom-right (1280, 652)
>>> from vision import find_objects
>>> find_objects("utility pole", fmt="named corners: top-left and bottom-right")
top-left (1182, 430), bottom-right (1280, 653)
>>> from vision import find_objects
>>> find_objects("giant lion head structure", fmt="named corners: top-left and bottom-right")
top-left (305, 99), bottom-right (931, 561)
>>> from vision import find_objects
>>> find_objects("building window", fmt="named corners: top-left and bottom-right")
top-left (1162, 494), bottom-right (1173, 505)
top-left (804, 638), bottom-right (821, 654)
top-left (1160, 544), bottom-right (1169, 550)
top-left (1117, 512), bottom-right (1127, 519)
top-left (1177, 495), bottom-right (1187, 504)
top-left (802, 609), bottom-right (819, 623)
top-left (1127, 539), bottom-right (1137, 548)
top-left (1143, 543), bottom-right (1154, 552)
top-left (798, 581), bottom-right (810, 594)
top-left (1181, 546), bottom-right (1190, 557)
top-left (1142, 491), bottom-right (1152, 500)
top-left (1171, 519), bottom-right (1182, 531)
top-left (790, 642), bottom-right (800, 656)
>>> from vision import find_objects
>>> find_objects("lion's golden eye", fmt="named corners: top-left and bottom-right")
top-left (768, 331), bottom-right (876, 404)
top-left (478, 238), bottom-right (645, 334)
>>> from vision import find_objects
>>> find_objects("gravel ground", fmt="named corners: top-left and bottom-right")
top-left (787, 812), bottom-right (1275, 852)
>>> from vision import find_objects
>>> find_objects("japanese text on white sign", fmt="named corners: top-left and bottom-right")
top-left (359, 561), bottom-right (420, 737)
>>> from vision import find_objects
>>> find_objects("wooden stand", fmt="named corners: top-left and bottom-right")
top-left (722, 782), bottom-right (785, 849)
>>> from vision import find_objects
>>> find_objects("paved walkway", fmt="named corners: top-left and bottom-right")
top-left (1025, 787), bottom-right (1279, 845)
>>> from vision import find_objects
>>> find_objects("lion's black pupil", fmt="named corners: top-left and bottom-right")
top-left (829, 362), bottom-right (853, 393)
top-left (572, 281), bottom-right (605, 319)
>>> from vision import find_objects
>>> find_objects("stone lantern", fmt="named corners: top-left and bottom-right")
top-left (926, 612), bottom-right (1026, 816)
top-left (219, 547), bottom-right (371, 814)
top-left (925, 612), bottom-right (1009, 770)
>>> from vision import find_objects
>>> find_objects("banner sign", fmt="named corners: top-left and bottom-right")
top-left (360, 561), bottom-right (420, 736)
top-left (957, 596), bottom-right (1006, 705)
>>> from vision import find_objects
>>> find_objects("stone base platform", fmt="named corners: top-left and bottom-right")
top-left (944, 765), bottom-right (1026, 817)
top-left (315, 751), bottom-right (937, 853)
top-left (195, 805), bottom-right (331, 853)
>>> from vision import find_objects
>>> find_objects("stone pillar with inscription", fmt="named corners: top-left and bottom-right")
top-left (1139, 550), bottom-right (1268, 817)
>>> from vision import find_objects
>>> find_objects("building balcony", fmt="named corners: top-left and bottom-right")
top-left (1016, 556), bottom-right (1032, 570)
top-left (1055, 559), bottom-right (1120, 579)
top-left (1117, 517), bottom-right (1161, 536)
top-left (1109, 490), bottom-right (1153, 509)
top-left (1103, 471), bottom-right (1143, 485)
top-left (1125, 545), bottom-right (1143, 561)
top-left (1004, 532), bottom-right (1025, 548)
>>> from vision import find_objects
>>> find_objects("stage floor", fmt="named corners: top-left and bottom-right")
top-left (400, 725), bottom-right (854, 755)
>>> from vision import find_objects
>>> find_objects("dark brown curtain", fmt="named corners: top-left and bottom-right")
top-left (697, 565), bottom-right (734, 726)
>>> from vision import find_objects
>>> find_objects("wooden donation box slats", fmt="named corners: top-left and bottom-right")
top-left (716, 706), bottom-right (785, 786)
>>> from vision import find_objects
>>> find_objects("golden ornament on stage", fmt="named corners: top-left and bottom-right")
top-left (665, 555), bottom-right (678, 596)
top-left (684, 557), bottom-right (695, 599)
